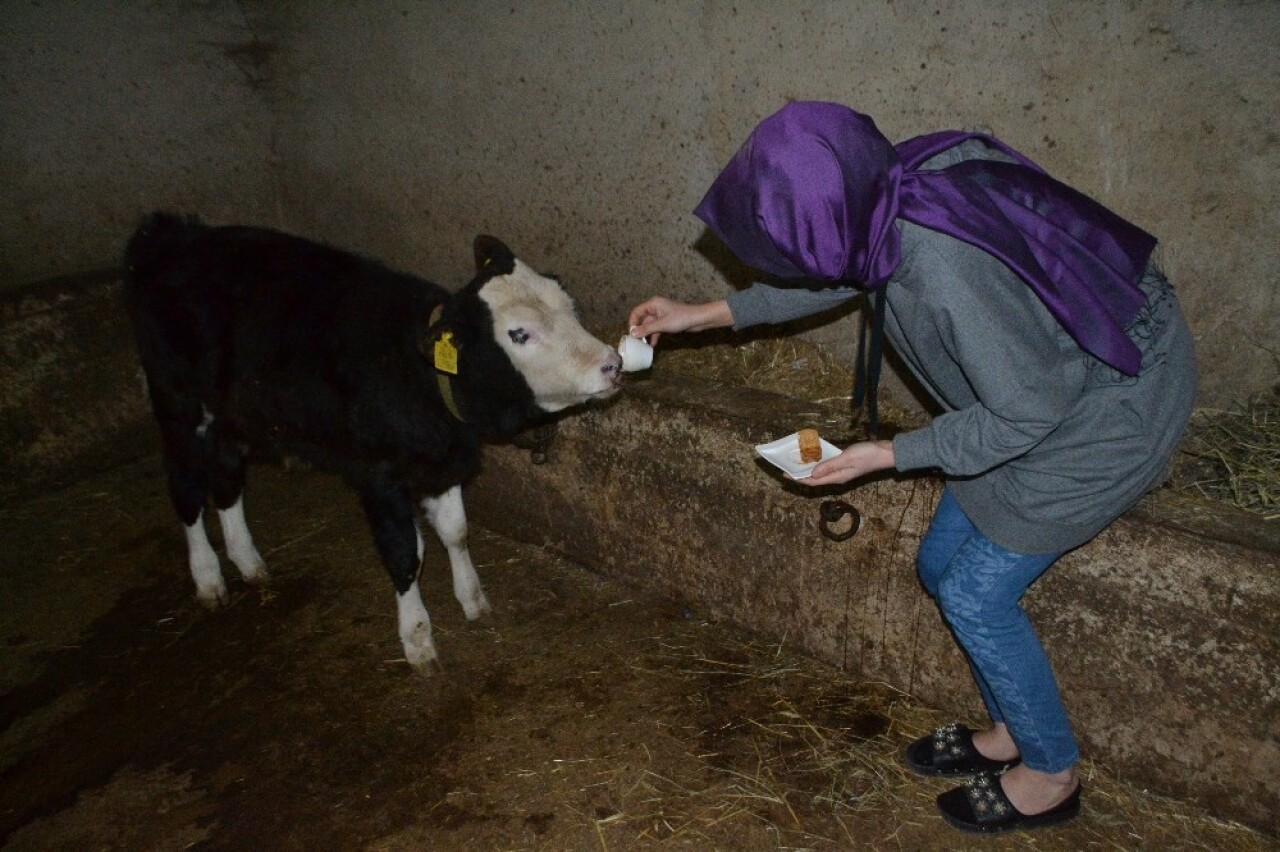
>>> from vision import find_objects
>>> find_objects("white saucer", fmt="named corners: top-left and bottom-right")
top-left (754, 432), bottom-right (841, 479)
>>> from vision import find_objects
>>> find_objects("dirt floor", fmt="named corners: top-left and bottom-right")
top-left (0, 459), bottom-right (1271, 851)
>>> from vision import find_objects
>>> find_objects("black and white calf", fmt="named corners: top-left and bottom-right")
top-left (123, 213), bottom-right (622, 672)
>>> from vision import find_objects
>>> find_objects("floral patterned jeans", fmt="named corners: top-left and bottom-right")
top-left (918, 487), bottom-right (1080, 773)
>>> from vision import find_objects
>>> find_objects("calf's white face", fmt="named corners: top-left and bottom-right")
top-left (479, 259), bottom-right (622, 412)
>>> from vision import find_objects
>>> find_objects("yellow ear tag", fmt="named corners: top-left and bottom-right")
top-left (433, 332), bottom-right (459, 375)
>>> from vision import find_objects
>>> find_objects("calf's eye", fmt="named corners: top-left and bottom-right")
top-left (508, 328), bottom-right (530, 345)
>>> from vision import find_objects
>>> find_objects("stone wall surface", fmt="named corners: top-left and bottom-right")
top-left (2, 1), bottom-right (1277, 407)
top-left (4, 0), bottom-right (1279, 820)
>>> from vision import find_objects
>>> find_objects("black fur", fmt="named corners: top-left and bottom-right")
top-left (123, 212), bottom-right (545, 596)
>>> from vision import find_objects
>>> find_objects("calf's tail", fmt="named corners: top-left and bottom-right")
top-left (123, 211), bottom-right (201, 290)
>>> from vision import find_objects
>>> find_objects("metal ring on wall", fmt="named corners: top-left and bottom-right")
top-left (818, 499), bottom-right (861, 542)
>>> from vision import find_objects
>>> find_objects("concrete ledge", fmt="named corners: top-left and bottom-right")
top-left (468, 375), bottom-right (1279, 833)
top-left (0, 272), bottom-right (153, 501)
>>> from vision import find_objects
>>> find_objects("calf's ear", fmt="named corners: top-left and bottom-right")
top-left (474, 235), bottom-right (516, 276)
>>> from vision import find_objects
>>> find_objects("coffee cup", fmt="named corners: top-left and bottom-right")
top-left (618, 331), bottom-right (654, 372)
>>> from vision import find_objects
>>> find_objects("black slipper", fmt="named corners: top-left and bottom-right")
top-left (904, 722), bottom-right (1021, 777)
top-left (937, 771), bottom-right (1081, 834)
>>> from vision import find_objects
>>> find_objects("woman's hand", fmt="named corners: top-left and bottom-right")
top-left (797, 440), bottom-right (896, 487)
top-left (627, 297), bottom-right (733, 345)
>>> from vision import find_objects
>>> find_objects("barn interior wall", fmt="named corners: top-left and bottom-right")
top-left (0, 1), bottom-right (1276, 409)
top-left (1, 2), bottom-right (1277, 832)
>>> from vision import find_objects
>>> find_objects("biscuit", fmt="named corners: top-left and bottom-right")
top-left (797, 428), bottom-right (821, 463)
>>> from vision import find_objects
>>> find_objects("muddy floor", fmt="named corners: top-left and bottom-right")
top-left (0, 460), bottom-right (1270, 851)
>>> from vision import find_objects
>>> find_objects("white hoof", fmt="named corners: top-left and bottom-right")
top-left (402, 624), bottom-right (439, 675)
top-left (186, 514), bottom-right (227, 608)
top-left (196, 579), bottom-right (229, 609)
top-left (397, 581), bottom-right (439, 674)
top-left (217, 499), bottom-right (266, 585)
top-left (460, 591), bottom-right (492, 622)
top-left (232, 550), bottom-right (269, 585)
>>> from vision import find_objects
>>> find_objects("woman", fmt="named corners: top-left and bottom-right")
top-left (628, 102), bottom-right (1196, 834)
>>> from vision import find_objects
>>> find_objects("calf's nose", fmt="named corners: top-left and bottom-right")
top-left (603, 352), bottom-right (623, 380)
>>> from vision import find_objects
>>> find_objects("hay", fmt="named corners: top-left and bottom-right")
top-left (656, 335), bottom-right (1279, 521)
top-left (657, 336), bottom-right (924, 439)
top-left (612, 634), bottom-right (1268, 849)
top-left (1171, 387), bottom-right (1280, 520)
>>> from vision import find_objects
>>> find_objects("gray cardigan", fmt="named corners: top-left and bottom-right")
top-left (726, 215), bottom-right (1197, 554)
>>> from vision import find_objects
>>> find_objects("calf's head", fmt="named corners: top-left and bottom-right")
top-left (429, 236), bottom-right (622, 436)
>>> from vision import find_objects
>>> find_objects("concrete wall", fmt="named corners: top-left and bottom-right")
top-left (2, 2), bottom-right (1276, 829)
top-left (0, 2), bottom-right (280, 280)
top-left (0, 1), bottom-right (1276, 408)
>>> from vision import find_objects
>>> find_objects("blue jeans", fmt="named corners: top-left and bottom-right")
top-left (918, 488), bottom-right (1080, 773)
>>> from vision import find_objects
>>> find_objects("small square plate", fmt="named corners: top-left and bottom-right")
top-left (754, 432), bottom-right (841, 479)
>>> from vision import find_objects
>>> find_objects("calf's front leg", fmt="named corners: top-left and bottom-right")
top-left (359, 483), bottom-right (437, 674)
top-left (422, 485), bottom-right (491, 621)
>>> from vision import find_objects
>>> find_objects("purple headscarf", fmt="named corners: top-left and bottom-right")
top-left (694, 101), bottom-right (1156, 375)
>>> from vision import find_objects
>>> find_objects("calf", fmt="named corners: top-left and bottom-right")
top-left (123, 213), bottom-right (622, 672)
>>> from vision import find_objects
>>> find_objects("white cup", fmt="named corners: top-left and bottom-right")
top-left (618, 331), bottom-right (654, 372)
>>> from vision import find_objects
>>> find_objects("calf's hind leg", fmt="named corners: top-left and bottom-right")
top-left (209, 432), bottom-right (267, 585)
top-left (422, 485), bottom-right (491, 621)
top-left (153, 397), bottom-right (227, 608)
top-left (183, 510), bottom-right (227, 609)
top-left (359, 482), bottom-right (438, 673)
